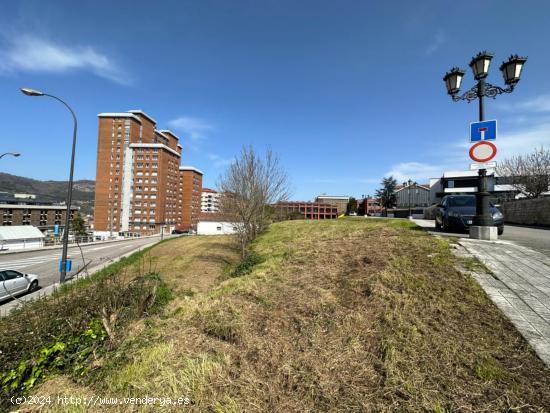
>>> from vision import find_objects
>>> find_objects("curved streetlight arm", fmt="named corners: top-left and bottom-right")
top-left (42, 93), bottom-right (78, 283)
top-left (43, 93), bottom-right (78, 126)
top-left (450, 81), bottom-right (515, 103)
top-left (0, 152), bottom-right (21, 159)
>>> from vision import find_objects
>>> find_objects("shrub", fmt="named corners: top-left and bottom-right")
top-left (229, 251), bottom-right (264, 278)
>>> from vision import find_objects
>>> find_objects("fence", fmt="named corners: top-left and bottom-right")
top-left (43, 236), bottom-right (95, 247)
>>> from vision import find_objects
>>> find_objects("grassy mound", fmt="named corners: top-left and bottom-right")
top-left (14, 219), bottom-right (550, 412)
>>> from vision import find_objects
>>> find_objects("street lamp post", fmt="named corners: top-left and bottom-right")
top-left (0, 152), bottom-right (21, 160)
top-left (403, 179), bottom-right (416, 219)
top-left (443, 52), bottom-right (527, 235)
top-left (20, 87), bottom-right (78, 283)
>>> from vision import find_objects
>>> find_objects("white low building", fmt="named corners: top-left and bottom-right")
top-left (197, 214), bottom-right (237, 235)
top-left (0, 226), bottom-right (45, 251)
top-left (429, 169), bottom-right (520, 205)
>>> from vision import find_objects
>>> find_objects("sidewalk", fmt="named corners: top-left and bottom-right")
top-left (412, 219), bottom-right (550, 365)
top-left (456, 239), bottom-right (550, 366)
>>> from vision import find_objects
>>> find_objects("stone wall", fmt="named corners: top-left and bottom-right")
top-left (502, 198), bottom-right (550, 226)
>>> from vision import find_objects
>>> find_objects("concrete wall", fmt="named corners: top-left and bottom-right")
top-left (502, 198), bottom-right (550, 226)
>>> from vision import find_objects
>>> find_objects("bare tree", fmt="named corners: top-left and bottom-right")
top-left (497, 147), bottom-right (550, 199)
top-left (218, 146), bottom-right (290, 257)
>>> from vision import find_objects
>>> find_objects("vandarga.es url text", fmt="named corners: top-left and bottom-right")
top-left (11, 395), bottom-right (194, 407)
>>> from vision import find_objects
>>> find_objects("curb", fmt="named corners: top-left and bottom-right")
top-left (0, 239), bottom-right (161, 317)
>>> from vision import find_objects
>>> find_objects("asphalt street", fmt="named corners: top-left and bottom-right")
top-left (414, 219), bottom-right (550, 255)
top-left (0, 235), bottom-right (163, 294)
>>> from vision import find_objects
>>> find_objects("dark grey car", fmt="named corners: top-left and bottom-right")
top-left (435, 195), bottom-right (504, 235)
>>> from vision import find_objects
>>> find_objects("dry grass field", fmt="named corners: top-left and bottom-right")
top-left (15, 219), bottom-right (550, 412)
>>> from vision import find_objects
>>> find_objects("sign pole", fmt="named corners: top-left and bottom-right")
top-left (472, 78), bottom-right (495, 229)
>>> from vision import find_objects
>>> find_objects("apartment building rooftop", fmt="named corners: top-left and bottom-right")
top-left (127, 109), bottom-right (157, 124)
top-left (179, 166), bottom-right (204, 175)
top-left (97, 112), bottom-right (142, 122)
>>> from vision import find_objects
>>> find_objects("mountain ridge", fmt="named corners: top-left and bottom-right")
top-left (0, 172), bottom-right (95, 214)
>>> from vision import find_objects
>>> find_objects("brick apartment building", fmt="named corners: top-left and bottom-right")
top-left (93, 110), bottom-right (202, 235)
top-left (177, 166), bottom-right (203, 231)
top-left (0, 194), bottom-right (78, 231)
top-left (357, 197), bottom-right (383, 216)
top-left (273, 201), bottom-right (339, 220)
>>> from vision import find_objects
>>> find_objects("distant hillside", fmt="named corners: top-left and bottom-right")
top-left (0, 173), bottom-right (95, 214)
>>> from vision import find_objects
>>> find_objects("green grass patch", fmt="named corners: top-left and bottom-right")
top-left (475, 356), bottom-right (508, 382)
top-left (462, 256), bottom-right (493, 274)
top-left (227, 251), bottom-right (265, 278)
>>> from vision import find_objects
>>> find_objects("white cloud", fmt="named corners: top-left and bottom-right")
top-left (497, 122), bottom-right (550, 159)
top-left (167, 116), bottom-right (214, 141)
top-left (385, 162), bottom-right (448, 183)
top-left (499, 95), bottom-right (550, 113)
top-left (0, 35), bottom-right (131, 85)
top-left (207, 153), bottom-right (233, 168)
top-left (425, 31), bottom-right (446, 56)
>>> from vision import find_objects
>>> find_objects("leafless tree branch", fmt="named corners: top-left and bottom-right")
top-left (497, 147), bottom-right (550, 199)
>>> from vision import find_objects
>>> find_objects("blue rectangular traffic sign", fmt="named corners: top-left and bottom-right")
top-left (470, 120), bottom-right (497, 142)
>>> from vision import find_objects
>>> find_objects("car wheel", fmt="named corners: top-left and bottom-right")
top-left (498, 226), bottom-right (504, 236)
top-left (29, 280), bottom-right (38, 292)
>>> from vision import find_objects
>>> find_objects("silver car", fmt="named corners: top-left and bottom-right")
top-left (0, 270), bottom-right (39, 301)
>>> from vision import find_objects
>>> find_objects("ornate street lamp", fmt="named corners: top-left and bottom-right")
top-left (500, 55), bottom-right (528, 85)
top-left (403, 179), bottom-right (416, 218)
top-left (469, 51), bottom-right (493, 80)
top-left (443, 51), bottom-right (527, 235)
top-left (443, 67), bottom-right (465, 96)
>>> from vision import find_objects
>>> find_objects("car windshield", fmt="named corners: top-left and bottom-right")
top-left (449, 197), bottom-right (476, 207)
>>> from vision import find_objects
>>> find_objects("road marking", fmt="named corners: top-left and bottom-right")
top-left (86, 245), bottom-right (114, 251)
top-left (0, 254), bottom-right (61, 270)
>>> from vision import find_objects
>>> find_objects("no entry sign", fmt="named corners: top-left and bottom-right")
top-left (469, 141), bottom-right (497, 163)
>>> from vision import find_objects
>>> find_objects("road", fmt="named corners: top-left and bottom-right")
top-left (0, 235), bottom-right (163, 293)
top-left (414, 219), bottom-right (550, 255)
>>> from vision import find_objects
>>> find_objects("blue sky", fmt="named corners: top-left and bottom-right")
top-left (1, 0), bottom-right (550, 200)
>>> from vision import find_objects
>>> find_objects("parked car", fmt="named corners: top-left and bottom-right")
top-left (0, 270), bottom-right (39, 302)
top-left (435, 195), bottom-right (504, 235)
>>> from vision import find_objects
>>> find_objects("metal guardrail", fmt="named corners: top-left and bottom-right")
top-left (43, 236), bottom-right (95, 246)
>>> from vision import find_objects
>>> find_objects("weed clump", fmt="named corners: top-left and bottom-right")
top-left (229, 251), bottom-right (264, 277)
